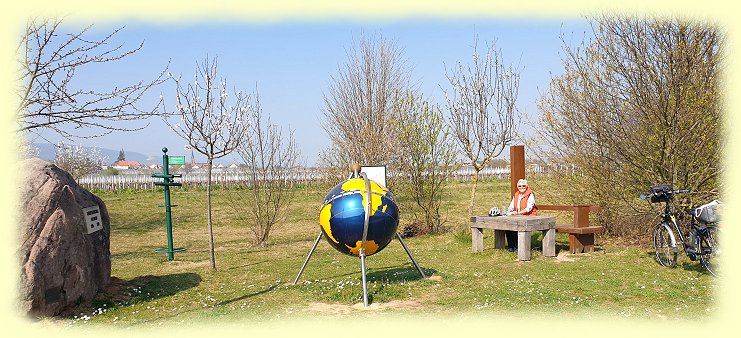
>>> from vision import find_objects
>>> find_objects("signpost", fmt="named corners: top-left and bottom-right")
top-left (169, 155), bottom-right (186, 165)
top-left (152, 147), bottom-right (185, 260)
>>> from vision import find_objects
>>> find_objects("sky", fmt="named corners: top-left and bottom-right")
top-left (26, 18), bottom-right (593, 166)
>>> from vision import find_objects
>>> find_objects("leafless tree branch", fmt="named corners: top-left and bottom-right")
top-left (162, 55), bottom-right (252, 269)
top-left (444, 33), bottom-right (521, 218)
top-left (17, 17), bottom-right (168, 139)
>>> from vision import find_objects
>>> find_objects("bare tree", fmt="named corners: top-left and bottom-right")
top-left (444, 34), bottom-right (520, 218)
top-left (19, 138), bottom-right (40, 159)
top-left (320, 33), bottom-right (410, 174)
top-left (227, 94), bottom-right (300, 246)
top-left (16, 17), bottom-right (167, 139)
top-left (163, 56), bottom-right (251, 270)
top-left (53, 141), bottom-right (107, 180)
top-left (396, 91), bottom-right (460, 234)
top-left (535, 15), bottom-right (722, 237)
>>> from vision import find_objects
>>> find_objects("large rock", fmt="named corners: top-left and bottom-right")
top-left (18, 158), bottom-right (111, 317)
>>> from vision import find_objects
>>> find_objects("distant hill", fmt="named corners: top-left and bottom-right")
top-left (33, 143), bottom-right (157, 165)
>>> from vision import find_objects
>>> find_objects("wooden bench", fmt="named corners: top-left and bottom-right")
top-left (537, 205), bottom-right (603, 254)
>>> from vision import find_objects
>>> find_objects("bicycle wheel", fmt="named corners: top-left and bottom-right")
top-left (698, 225), bottom-right (722, 277)
top-left (653, 222), bottom-right (678, 268)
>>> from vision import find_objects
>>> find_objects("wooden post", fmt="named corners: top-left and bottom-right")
top-left (517, 231), bottom-right (532, 261)
top-left (472, 227), bottom-right (484, 253)
top-left (542, 228), bottom-right (556, 257)
top-left (574, 205), bottom-right (590, 227)
top-left (510, 145), bottom-right (525, 196)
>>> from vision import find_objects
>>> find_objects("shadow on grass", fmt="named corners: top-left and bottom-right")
top-left (642, 250), bottom-right (713, 276)
top-left (64, 273), bottom-right (202, 318)
top-left (366, 265), bottom-right (437, 283)
top-left (309, 263), bottom-right (436, 283)
top-left (214, 285), bottom-right (279, 307)
top-left (128, 273), bottom-right (202, 302)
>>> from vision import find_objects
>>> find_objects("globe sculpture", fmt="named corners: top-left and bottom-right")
top-left (319, 178), bottom-right (399, 256)
top-left (293, 166), bottom-right (427, 307)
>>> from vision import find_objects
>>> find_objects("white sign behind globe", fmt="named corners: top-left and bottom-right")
top-left (361, 165), bottom-right (387, 187)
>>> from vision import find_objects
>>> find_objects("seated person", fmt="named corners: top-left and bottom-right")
top-left (505, 179), bottom-right (538, 251)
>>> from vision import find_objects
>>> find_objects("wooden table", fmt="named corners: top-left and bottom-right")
top-left (470, 215), bottom-right (556, 261)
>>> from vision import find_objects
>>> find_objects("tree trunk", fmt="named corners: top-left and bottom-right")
top-left (467, 169), bottom-right (480, 219)
top-left (207, 156), bottom-right (216, 270)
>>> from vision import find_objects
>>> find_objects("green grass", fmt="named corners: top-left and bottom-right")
top-left (51, 179), bottom-right (719, 328)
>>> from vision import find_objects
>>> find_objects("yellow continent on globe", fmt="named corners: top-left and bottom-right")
top-left (346, 240), bottom-right (380, 255)
top-left (319, 203), bottom-right (338, 243)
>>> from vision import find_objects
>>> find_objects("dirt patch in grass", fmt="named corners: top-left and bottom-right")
top-left (554, 251), bottom-right (576, 262)
top-left (95, 276), bottom-right (137, 305)
top-left (307, 299), bottom-right (424, 314)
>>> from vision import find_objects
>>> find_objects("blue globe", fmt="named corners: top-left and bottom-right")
top-left (319, 178), bottom-right (399, 256)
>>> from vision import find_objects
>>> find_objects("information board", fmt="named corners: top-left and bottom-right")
top-left (169, 155), bottom-right (186, 165)
top-left (361, 165), bottom-right (387, 187)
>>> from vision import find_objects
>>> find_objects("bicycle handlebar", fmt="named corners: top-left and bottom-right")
top-left (640, 188), bottom-right (690, 201)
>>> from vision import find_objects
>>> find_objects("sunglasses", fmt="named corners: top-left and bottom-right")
top-left (517, 185), bottom-right (526, 188)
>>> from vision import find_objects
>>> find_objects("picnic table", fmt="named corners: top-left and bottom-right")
top-left (470, 215), bottom-right (556, 261)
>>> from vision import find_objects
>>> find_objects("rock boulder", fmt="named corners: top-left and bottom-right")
top-left (18, 158), bottom-right (111, 317)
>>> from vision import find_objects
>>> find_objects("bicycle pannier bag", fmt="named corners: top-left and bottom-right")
top-left (694, 200), bottom-right (721, 224)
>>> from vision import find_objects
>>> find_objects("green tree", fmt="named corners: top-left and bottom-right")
top-left (535, 15), bottom-right (723, 237)
top-left (117, 149), bottom-right (126, 162)
top-left (396, 92), bottom-right (460, 234)
top-left (226, 95), bottom-right (300, 246)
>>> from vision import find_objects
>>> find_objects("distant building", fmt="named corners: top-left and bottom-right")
top-left (112, 160), bottom-right (142, 169)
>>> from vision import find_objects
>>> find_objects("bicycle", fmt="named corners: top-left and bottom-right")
top-left (641, 184), bottom-right (722, 277)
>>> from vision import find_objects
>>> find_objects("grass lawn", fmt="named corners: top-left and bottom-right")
top-left (44, 179), bottom-right (720, 328)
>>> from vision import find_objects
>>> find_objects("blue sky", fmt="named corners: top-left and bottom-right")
top-left (28, 18), bottom-right (593, 165)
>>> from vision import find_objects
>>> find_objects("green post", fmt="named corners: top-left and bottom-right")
top-left (152, 147), bottom-right (183, 261)
top-left (162, 148), bottom-right (174, 260)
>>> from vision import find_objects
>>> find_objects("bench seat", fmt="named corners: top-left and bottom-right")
top-left (539, 204), bottom-right (603, 254)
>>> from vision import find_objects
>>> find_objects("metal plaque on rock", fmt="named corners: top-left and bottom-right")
top-left (82, 205), bottom-right (103, 234)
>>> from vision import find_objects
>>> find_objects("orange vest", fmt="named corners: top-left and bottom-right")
top-left (513, 188), bottom-right (537, 216)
